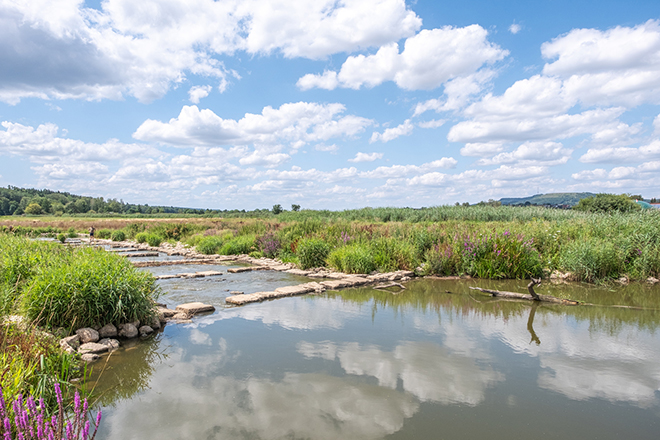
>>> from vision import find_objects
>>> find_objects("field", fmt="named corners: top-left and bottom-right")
top-left (4, 205), bottom-right (660, 283)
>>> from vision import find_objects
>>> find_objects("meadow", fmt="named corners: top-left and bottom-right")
top-left (4, 205), bottom-right (659, 283)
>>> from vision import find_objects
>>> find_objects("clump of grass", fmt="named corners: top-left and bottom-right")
top-left (219, 234), bottom-right (257, 255)
top-left (20, 246), bottom-right (159, 329)
top-left (257, 233), bottom-right (281, 258)
top-left (110, 230), bottom-right (125, 242)
top-left (196, 236), bottom-right (225, 255)
top-left (461, 231), bottom-right (543, 279)
top-left (559, 238), bottom-right (623, 282)
top-left (296, 238), bottom-right (330, 269)
top-left (328, 244), bottom-right (376, 274)
top-left (66, 227), bottom-right (78, 239)
top-left (370, 237), bottom-right (418, 272)
top-left (135, 232), bottom-right (148, 243)
top-left (146, 234), bottom-right (162, 247)
top-left (95, 229), bottom-right (112, 239)
top-left (57, 233), bottom-right (66, 243)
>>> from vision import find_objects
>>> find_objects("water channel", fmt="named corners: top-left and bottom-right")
top-left (87, 265), bottom-right (660, 439)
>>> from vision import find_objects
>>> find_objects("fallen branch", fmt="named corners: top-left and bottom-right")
top-left (469, 281), bottom-right (580, 305)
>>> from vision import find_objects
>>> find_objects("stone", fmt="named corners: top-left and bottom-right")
top-left (78, 342), bottom-right (109, 354)
top-left (228, 267), bottom-right (253, 273)
top-left (98, 338), bottom-right (120, 350)
top-left (229, 291), bottom-right (244, 295)
top-left (61, 334), bottom-right (80, 350)
top-left (647, 277), bottom-right (659, 284)
top-left (139, 325), bottom-right (154, 336)
top-left (98, 323), bottom-right (118, 338)
top-left (118, 323), bottom-right (138, 339)
top-left (59, 339), bottom-right (77, 355)
top-left (81, 353), bottom-right (100, 362)
top-left (274, 285), bottom-right (315, 296)
top-left (148, 314), bottom-right (161, 330)
top-left (195, 270), bottom-right (223, 277)
top-left (175, 302), bottom-right (215, 316)
top-left (75, 328), bottom-right (99, 344)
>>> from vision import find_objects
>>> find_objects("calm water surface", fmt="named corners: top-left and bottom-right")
top-left (88, 275), bottom-right (660, 439)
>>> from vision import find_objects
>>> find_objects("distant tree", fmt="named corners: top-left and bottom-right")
top-left (462, 202), bottom-right (470, 207)
top-left (272, 204), bottom-right (283, 215)
top-left (573, 194), bottom-right (642, 213)
top-left (291, 204), bottom-right (301, 212)
top-left (24, 203), bottom-right (43, 215)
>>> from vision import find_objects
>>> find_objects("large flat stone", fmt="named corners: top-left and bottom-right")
top-left (175, 302), bottom-right (215, 316)
top-left (274, 285), bottom-right (315, 296)
top-left (78, 342), bottom-right (109, 354)
top-left (195, 270), bottom-right (223, 277)
top-left (227, 267), bottom-right (253, 273)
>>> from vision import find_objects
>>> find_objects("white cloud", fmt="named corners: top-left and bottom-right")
top-left (298, 25), bottom-right (507, 91)
top-left (348, 152), bottom-right (383, 163)
top-left (509, 23), bottom-right (521, 34)
top-left (417, 119), bottom-right (445, 129)
top-left (579, 139), bottom-right (660, 163)
top-left (188, 85), bottom-right (212, 104)
top-left (542, 20), bottom-right (660, 107)
top-left (359, 158), bottom-right (457, 179)
top-left (476, 141), bottom-right (572, 166)
top-left (0, 0), bottom-right (421, 104)
top-left (370, 119), bottom-right (413, 143)
top-left (315, 144), bottom-right (339, 153)
top-left (133, 102), bottom-right (373, 147)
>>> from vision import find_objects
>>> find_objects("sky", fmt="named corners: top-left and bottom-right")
top-left (2, 0), bottom-right (660, 210)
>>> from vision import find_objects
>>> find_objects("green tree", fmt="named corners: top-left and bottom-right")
top-left (291, 204), bottom-right (301, 212)
top-left (272, 204), bottom-right (283, 215)
top-left (24, 203), bottom-right (43, 215)
top-left (573, 193), bottom-right (642, 213)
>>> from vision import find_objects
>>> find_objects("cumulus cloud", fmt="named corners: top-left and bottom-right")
top-left (0, 0), bottom-right (421, 104)
top-left (370, 119), bottom-right (414, 143)
top-left (298, 25), bottom-right (507, 91)
top-left (133, 102), bottom-right (373, 147)
top-left (476, 141), bottom-right (572, 166)
top-left (348, 152), bottom-right (383, 163)
top-left (579, 140), bottom-right (660, 163)
top-left (509, 23), bottom-right (521, 34)
top-left (358, 158), bottom-right (457, 179)
top-left (188, 85), bottom-right (212, 104)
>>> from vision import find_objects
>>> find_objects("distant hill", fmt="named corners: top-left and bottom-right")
top-left (499, 193), bottom-right (596, 207)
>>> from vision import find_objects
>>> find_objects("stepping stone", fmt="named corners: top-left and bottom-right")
top-left (175, 302), bottom-right (215, 316)
top-left (228, 267), bottom-right (253, 273)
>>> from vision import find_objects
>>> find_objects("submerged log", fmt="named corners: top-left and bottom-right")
top-left (469, 281), bottom-right (580, 305)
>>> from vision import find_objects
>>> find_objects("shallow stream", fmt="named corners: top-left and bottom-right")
top-left (87, 273), bottom-right (660, 439)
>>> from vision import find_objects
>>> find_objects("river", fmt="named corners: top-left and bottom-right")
top-left (87, 269), bottom-right (660, 439)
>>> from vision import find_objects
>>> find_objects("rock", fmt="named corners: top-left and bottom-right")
top-left (61, 335), bottom-right (80, 350)
top-left (75, 328), bottom-right (99, 344)
top-left (170, 312), bottom-right (190, 320)
top-left (147, 314), bottom-right (161, 330)
top-left (98, 323), bottom-right (118, 338)
top-left (228, 267), bottom-right (253, 273)
top-left (78, 342), bottom-right (109, 354)
top-left (274, 285), bottom-right (315, 296)
top-left (81, 353), bottom-right (99, 362)
top-left (647, 277), bottom-right (659, 284)
top-left (229, 291), bottom-right (244, 295)
top-left (98, 338), bottom-right (120, 350)
top-left (118, 323), bottom-right (138, 339)
top-left (175, 302), bottom-right (215, 316)
top-left (618, 276), bottom-right (629, 285)
top-left (139, 325), bottom-right (154, 336)
top-left (59, 339), bottom-right (77, 355)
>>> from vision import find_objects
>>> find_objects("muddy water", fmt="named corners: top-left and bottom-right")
top-left (88, 277), bottom-right (660, 440)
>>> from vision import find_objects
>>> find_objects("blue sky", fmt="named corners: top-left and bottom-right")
top-left (2, 0), bottom-right (660, 209)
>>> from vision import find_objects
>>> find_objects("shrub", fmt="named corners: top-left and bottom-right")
top-left (219, 234), bottom-right (257, 255)
top-left (423, 243), bottom-right (461, 276)
top-left (559, 238), bottom-right (623, 282)
top-left (371, 237), bottom-right (418, 272)
top-left (461, 231), bottom-right (543, 279)
top-left (67, 227), bottom-right (78, 239)
top-left (57, 233), bottom-right (66, 243)
top-left (135, 232), bottom-right (149, 243)
top-left (257, 233), bottom-right (281, 258)
top-left (297, 238), bottom-right (330, 269)
top-left (328, 244), bottom-right (376, 274)
top-left (146, 234), bottom-right (162, 247)
top-left (21, 246), bottom-right (159, 329)
top-left (196, 236), bottom-right (225, 255)
top-left (110, 230), bottom-right (126, 242)
top-left (96, 229), bottom-right (112, 239)
top-left (574, 194), bottom-right (642, 213)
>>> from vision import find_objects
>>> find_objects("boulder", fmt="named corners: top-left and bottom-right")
top-left (78, 342), bottom-right (108, 355)
top-left (75, 328), bottom-right (99, 344)
top-left (98, 338), bottom-right (120, 350)
top-left (81, 353), bottom-right (99, 363)
top-left (175, 302), bottom-right (215, 316)
top-left (139, 325), bottom-right (154, 336)
top-left (147, 314), bottom-right (161, 330)
top-left (61, 334), bottom-right (80, 350)
top-left (59, 339), bottom-right (77, 355)
top-left (118, 323), bottom-right (138, 339)
top-left (98, 323), bottom-right (118, 338)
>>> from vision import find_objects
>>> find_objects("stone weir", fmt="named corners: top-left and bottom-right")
top-left (225, 270), bottom-right (414, 305)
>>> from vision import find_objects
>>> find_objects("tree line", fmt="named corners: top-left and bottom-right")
top-left (0, 186), bottom-right (207, 216)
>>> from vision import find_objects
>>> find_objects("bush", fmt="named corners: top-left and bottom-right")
top-left (219, 234), bottom-right (257, 255)
top-left (559, 238), bottom-right (623, 282)
top-left (21, 246), bottom-right (160, 329)
top-left (328, 244), bottom-right (376, 274)
top-left (67, 227), bottom-right (78, 238)
top-left (461, 231), bottom-right (543, 279)
top-left (135, 232), bottom-right (148, 243)
top-left (574, 194), bottom-right (642, 213)
top-left (257, 233), bottom-right (281, 258)
top-left (96, 229), bottom-right (112, 239)
top-left (196, 236), bottom-right (225, 255)
top-left (146, 234), bottom-right (162, 247)
top-left (57, 233), bottom-right (66, 243)
top-left (371, 237), bottom-right (418, 272)
top-left (111, 230), bottom-right (126, 241)
top-left (297, 238), bottom-right (330, 269)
